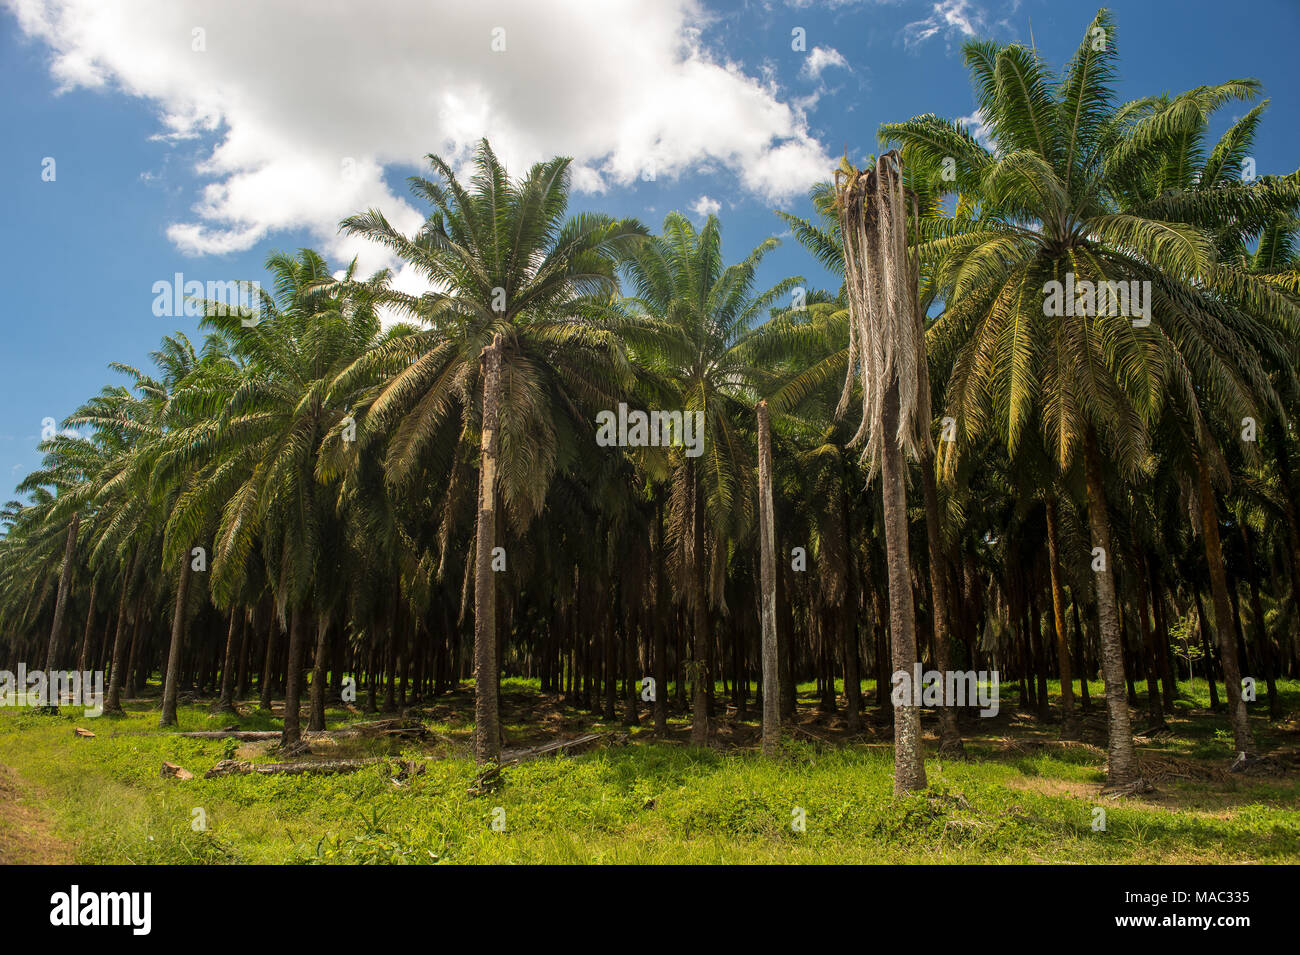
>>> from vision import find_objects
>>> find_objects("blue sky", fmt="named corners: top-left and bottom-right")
top-left (3, 0), bottom-right (1299, 499)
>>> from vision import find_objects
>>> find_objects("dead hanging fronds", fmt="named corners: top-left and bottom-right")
top-left (834, 151), bottom-right (931, 472)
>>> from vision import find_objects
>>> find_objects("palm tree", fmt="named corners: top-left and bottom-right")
top-left (339, 139), bottom-right (646, 762)
top-left (70, 352), bottom-right (187, 715)
top-left (619, 211), bottom-right (801, 746)
top-left (879, 9), bottom-right (1297, 785)
top-left (778, 176), bottom-right (966, 752)
top-left (154, 250), bottom-right (383, 745)
top-left (1124, 87), bottom-right (1300, 759)
top-left (833, 152), bottom-right (930, 794)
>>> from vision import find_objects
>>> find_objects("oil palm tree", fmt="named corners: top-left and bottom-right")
top-left (153, 250), bottom-right (383, 744)
top-left (338, 139), bottom-right (646, 761)
top-left (619, 211), bottom-right (802, 746)
top-left (880, 9), bottom-right (1297, 786)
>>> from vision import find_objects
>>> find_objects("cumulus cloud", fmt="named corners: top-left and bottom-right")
top-left (801, 46), bottom-right (849, 80)
top-left (7, 0), bottom-right (834, 272)
top-left (690, 195), bottom-right (721, 220)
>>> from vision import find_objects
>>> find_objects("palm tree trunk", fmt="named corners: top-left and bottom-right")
top-left (42, 512), bottom-right (80, 679)
top-left (653, 491), bottom-right (668, 734)
top-left (473, 334), bottom-right (504, 763)
top-left (1240, 527), bottom-right (1281, 721)
top-left (921, 451), bottom-right (962, 753)
top-left (841, 480), bottom-right (863, 733)
top-left (880, 381), bottom-right (926, 794)
top-left (259, 613), bottom-right (277, 710)
top-left (1197, 459), bottom-right (1254, 759)
top-left (104, 574), bottom-right (132, 715)
top-left (124, 593), bottom-right (143, 698)
top-left (308, 613), bottom-right (330, 731)
top-left (777, 560), bottom-right (796, 719)
top-left (76, 576), bottom-right (98, 674)
top-left (1133, 546), bottom-right (1165, 729)
top-left (217, 611), bottom-right (242, 712)
top-left (1148, 563), bottom-right (1177, 712)
top-left (1044, 494), bottom-right (1079, 738)
top-left (1082, 428), bottom-right (1141, 788)
top-left (236, 603), bottom-right (253, 699)
top-left (757, 400), bottom-right (780, 754)
top-left (1193, 585), bottom-right (1220, 708)
top-left (622, 612), bottom-right (638, 725)
top-left (159, 555), bottom-right (193, 728)
top-left (689, 460), bottom-right (711, 747)
top-left (281, 607), bottom-right (307, 746)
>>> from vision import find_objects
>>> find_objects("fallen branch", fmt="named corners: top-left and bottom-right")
top-left (500, 732), bottom-right (606, 765)
top-left (204, 756), bottom-right (422, 779)
top-left (176, 719), bottom-right (427, 743)
top-left (1100, 777), bottom-right (1154, 798)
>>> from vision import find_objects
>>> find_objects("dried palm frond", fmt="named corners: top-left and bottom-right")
top-left (834, 151), bottom-right (932, 472)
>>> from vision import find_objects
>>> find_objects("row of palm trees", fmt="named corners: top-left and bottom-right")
top-left (2, 10), bottom-right (1298, 790)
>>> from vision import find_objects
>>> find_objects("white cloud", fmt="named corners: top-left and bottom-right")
top-left (905, 0), bottom-right (986, 49)
top-left (7, 0), bottom-right (834, 274)
top-left (959, 108), bottom-right (996, 152)
top-left (690, 195), bottom-right (721, 220)
top-left (801, 46), bottom-right (849, 80)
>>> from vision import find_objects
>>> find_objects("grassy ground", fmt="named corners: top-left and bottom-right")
top-left (0, 678), bottom-right (1296, 864)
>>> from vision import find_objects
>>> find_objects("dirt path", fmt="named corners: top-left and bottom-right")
top-left (0, 764), bottom-right (73, 864)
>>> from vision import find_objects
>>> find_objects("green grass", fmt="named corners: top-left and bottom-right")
top-left (0, 679), bottom-right (1296, 864)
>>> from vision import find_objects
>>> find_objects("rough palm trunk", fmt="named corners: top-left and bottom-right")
top-left (259, 615), bottom-right (277, 710)
top-left (104, 578), bottom-right (132, 715)
top-left (653, 492), bottom-right (668, 734)
top-left (834, 153), bottom-right (928, 794)
top-left (159, 555), bottom-right (193, 728)
top-left (216, 610), bottom-right (242, 713)
top-left (1241, 527), bottom-right (1281, 721)
top-left (281, 607), bottom-right (308, 746)
top-left (881, 383), bottom-right (926, 793)
top-left (1082, 429), bottom-right (1141, 789)
top-left (840, 484), bottom-right (863, 733)
top-left (42, 513), bottom-right (80, 678)
top-left (1197, 459), bottom-right (1253, 759)
top-left (124, 592), bottom-right (144, 698)
top-left (757, 400), bottom-right (780, 754)
top-left (1044, 494), bottom-right (1079, 739)
top-left (689, 461), bottom-right (711, 747)
top-left (473, 333), bottom-right (504, 763)
top-left (1193, 586), bottom-right (1220, 708)
top-left (236, 603), bottom-right (253, 699)
top-left (622, 613), bottom-right (638, 725)
top-left (1072, 595), bottom-right (1091, 709)
top-left (1133, 547), bottom-right (1165, 729)
top-left (921, 452), bottom-right (962, 754)
top-left (308, 614), bottom-right (330, 731)
top-left (1148, 563), bottom-right (1177, 712)
top-left (76, 577), bottom-right (98, 674)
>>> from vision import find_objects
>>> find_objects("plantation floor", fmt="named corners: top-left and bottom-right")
top-left (0, 678), bottom-right (1296, 864)
top-left (0, 764), bottom-right (72, 864)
